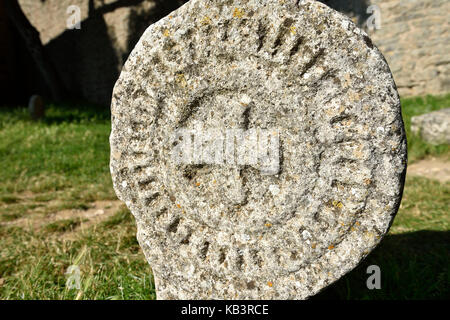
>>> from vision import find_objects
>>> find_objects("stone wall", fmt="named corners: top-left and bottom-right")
top-left (18, 0), bottom-right (188, 106)
top-left (17, 0), bottom-right (450, 105)
top-left (372, 0), bottom-right (449, 97)
top-left (323, 0), bottom-right (450, 97)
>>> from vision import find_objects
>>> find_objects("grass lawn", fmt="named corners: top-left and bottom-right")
top-left (0, 94), bottom-right (449, 300)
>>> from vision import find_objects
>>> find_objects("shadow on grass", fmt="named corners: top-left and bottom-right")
top-left (41, 101), bottom-right (111, 124)
top-left (0, 100), bottom-right (111, 125)
top-left (313, 230), bottom-right (450, 300)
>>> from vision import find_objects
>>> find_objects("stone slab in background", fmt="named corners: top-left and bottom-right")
top-left (28, 95), bottom-right (45, 120)
top-left (110, 0), bottom-right (407, 299)
top-left (411, 108), bottom-right (450, 145)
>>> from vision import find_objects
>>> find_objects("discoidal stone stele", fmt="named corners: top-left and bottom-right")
top-left (110, 0), bottom-right (407, 299)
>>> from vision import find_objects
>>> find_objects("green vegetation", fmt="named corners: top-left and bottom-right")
top-left (0, 103), bottom-right (114, 201)
top-left (401, 93), bottom-right (450, 162)
top-left (0, 94), bottom-right (449, 299)
top-left (0, 216), bottom-right (155, 299)
top-left (45, 218), bottom-right (84, 233)
top-left (315, 175), bottom-right (449, 300)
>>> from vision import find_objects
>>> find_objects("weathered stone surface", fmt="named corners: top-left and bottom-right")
top-left (411, 108), bottom-right (450, 145)
top-left (110, 0), bottom-right (407, 299)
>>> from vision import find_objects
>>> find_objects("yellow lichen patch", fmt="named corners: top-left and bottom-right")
top-left (343, 73), bottom-right (352, 87)
top-left (332, 200), bottom-right (344, 209)
top-left (176, 204), bottom-right (181, 209)
top-left (265, 222), bottom-right (273, 228)
top-left (342, 118), bottom-right (353, 126)
top-left (364, 231), bottom-right (375, 239)
top-left (233, 8), bottom-right (244, 18)
top-left (335, 183), bottom-right (345, 191)
top-left (349, 91), bottom-right (361, 103)
top-left (111, 150), bottom-right (122, 160)
top-left (290, 26), bottom-right (297, 35)
top-left (267, 281), bottom-right (273, 287)
top-left (176, 73), bottom-right (187, 87)
top-left (364, 178), bottom-right (372, 185)
top-left (195, 182), bottom-right (201, 187)
top-left (328, 244), bottom-right (335, 250)
top-left (212, 180), bottom-right (217, 184)
top-left (324, 108), bottom-right (334, 116)
top-left (311, 243), bottom-right (316, 249)
top-left (355, 221), bottom-right (360, 226)
top-left (353, 144), bottom-right (364, 159)
top-left (201, 16), bottom-right (211, 25)
top-left (163, 29), bottom-right (170, 37)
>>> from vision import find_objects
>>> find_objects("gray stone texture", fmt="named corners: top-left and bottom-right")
top-left (411, 108), bottom-right (450, 145)
top-left (110, 0), bottom-right (407, 299)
